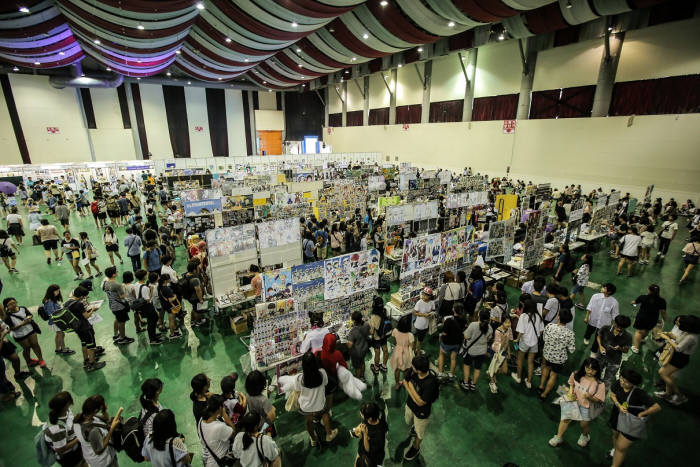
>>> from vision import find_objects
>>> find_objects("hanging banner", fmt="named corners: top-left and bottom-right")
top-left (378, 196), bottom-right (401, 209)
top-left (182, 189), bottom-right (223, 216)
top-left (323, 250), bottom-right (381, 300)
top-left (257, 218), bottom-right (301, 249)
top-left (400, 233), bottom-right (442, 279)
top-left (205, 224), bottom-right (256, 258)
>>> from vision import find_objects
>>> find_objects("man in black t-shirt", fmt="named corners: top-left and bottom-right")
top-left (631, 285), bottom-right (667, 353)
top-left (593, 315), bottom-right (632, 390)
top-left (400, 354), bottom-right (439, 461)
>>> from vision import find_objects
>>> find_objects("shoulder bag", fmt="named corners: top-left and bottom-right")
top-left (255, 436), bottom-right (273, 467)
top-left (616, 389), bottom-right (649, 439)
top-left (586, 381), bottom-right (605, 419)
top-left (459, 329), bottom-right (485, 359)
top-left (197, 420), bottom-right (235, 467)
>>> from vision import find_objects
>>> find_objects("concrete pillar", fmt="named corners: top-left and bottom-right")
top-left (516, 38), bottom-right (538, 120)
top-left (341, 80), bottom-right (347, 127)
top-left (247, 90), bottom-right (258, 154)
top-left (388, 68), bottom-right (397, 125)
top-left (363, 76), bottom-right (369, 126)
top-left (75, 89), bottom-right (96, 161)
top-left (124, 83), bottom-right (143, 159)
top-left (421, 61), bottom-right (432, 124)
top-left (461, 49), bottom-right (477, 122)
top-left (591, 32), bottom-right (625, 117)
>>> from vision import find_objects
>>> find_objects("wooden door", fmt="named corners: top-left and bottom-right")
top-left (257, 130), bottom-right (282, 155)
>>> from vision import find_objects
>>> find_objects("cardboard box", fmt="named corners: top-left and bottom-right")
top-left (231, 316), bottom-right (248, 334)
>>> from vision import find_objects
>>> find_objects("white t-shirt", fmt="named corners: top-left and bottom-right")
top-left (660, 221), bottom-right (678, 239)
top-left (5, 307), bottom-right (34, 339)
top-left (300, 327), bottom-right (329, 354)
top-left (142, 436), bottom-right (189, 467)
top-left (521, 280), bottom-right (546, 296)
top-left (294, 370), bottom-right (328, 413)
top-left (516, 312), bottom-right (544, 347)
top-left (232, 432), bottom-right (280, 467)
top-left (413, 299), bottom-right (434, 330)
top-left (620, 234), bottom-right (642, 256)
top-left (586, 293), bottom-right (620, 329)
top-left (543, 297), bottom-right (560, 323)
top-left (160, 264), bottom-right (178, 282)
top-left (198, 420), bottom-right (233, 467)
top-left (6, 213), bottom-right (22, 225)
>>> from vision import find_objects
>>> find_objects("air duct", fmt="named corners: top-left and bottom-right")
top-left (49, 63), bottom-right (123, 89)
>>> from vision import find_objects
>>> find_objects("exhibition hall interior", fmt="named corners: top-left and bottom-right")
top-left (0, 1), bottom-right (699, 466)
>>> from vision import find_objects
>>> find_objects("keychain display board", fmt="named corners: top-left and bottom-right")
top-left (523, 210), bottom-right (546, 268)
top-left (486, 217), bottom-right (516, 262)
top-left (206, 224), bottom-right (258, 301)
top-left (297, 291), bottom-right (373, 332)
top-left (569, 198), bottom-right (585, 222)
top-left (251, 298), bottom-right (306, 368)
top-left (400, 233), bottom-right (442, 278)
top-left (291, 262), bottom-right (325, 301)
top-left (323, 249), bottom-right (381, 300)
top-left (368, 175), bottom-right (386, 191)
top-left (386, 200), bottom-right (439, 226)
top-left (257, 218), bottom-right (302, 267)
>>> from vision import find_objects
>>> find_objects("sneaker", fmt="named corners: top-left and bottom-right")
top-left (448, 373), bottom-right (455, 381)
top-left (15, 371), bottom-right (31, 380)
top-left (28, 359), bottom-right (40, 367)
top-left (575, 303), bottom-right (585, 310)
top-left (168, 331), bottom-right (183, 339)
top-left (149, 339), bottom-right (163, 346)
top-left (370, 364), bottom-right (379, 374)
top-left (73, 276), bottom-right (82, 281)
top-left (511, 373), bottom-right (522, 384)
top-left (38, 360), bottom-right (47, 368)
top-left (116, 337), bottom-right (135, 345)
top-left (96, 271), bottom-right (103, 277)
top-left (86, 275), bottom-right (94, 280)
top-left (404, 446), bottom-right (420, 461)
top-left (656, 252), bottom-right (661, 257)
top-left (668, 394), bottom-right (688, 406)
top-left (56, 260), bottom-right (62, 266)
top-left (534, 366), bottom-right (542, 376)
top-left (660, 254), bottom-right (665, 258)
top-left (112, 334), bottom-right (120, 342)
top-left (608, 448), bottom-right (615, 459)
top-left (379, 364), bottom-right (387, 373)
top-left (631, 346), bottom-right (639, 354)
top-left (489, 382), bottom-right (498, 394)
top-left (94, 347), bottom-right (105, 355)
top-left (654, 390), bottom-right (669, 399)
top-left (577, 434), bottom-right (591, 447)
top-left (438, 372), bottom-right (448, 379)
top-left (590, 352), bottom-right (598, 359)
top-left (459, 381), bottom-right (470, 390)
top-left (548, 435), bottom-right (564, 447)
top-left (583, 338), bottom-right (590, 346)
top-left (85, 361), bottom-right (106, 372)
top-left (469, 382), bottom-right (477, 391)
top-left (310, 437), bottom-right (318, 447)
top-left (46, 258), bottom-right (51, 264)
top-left (325, 428), bottom-right (338, 443)
top-left (525, 379), bottom-right (532, 389)
top-left (62, 348), bottom-right (76, 355)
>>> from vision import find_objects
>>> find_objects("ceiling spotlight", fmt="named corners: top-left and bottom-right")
top-left (329, 28), bottom-right (334, 33)
top-left (362, 33), bottom-right (369, 39)
top-left (106, 67), bottom-right (111, 71)
top-left (94, 39), bottom-right (101, 44)
top-left (166, 72), bottom-right (172, 76)
top-left (301, 84), bottom-right (306, 87)
top-left (268, 89), bottom-right (272, 92)
top-left (607, 26), bottom-right (613, 31)
top-left (175, 50), bottom-right (181, 54)
top-left (262, 81), bottom-right (267, 84)
top-left (195, 2), bottom-right (205, 10)
top-left (380, 1), bottom-right (388, 6)
top-left (19, 6), bottom-right (29, 13)
top-left (448, 21), bottom-right (455, 27)
top-left (12, 66), bottom-right (19, 71)
top-left (34, 61), bottom-right (40, 65)
top-left (296, 48), bottom-right (301, 53)
top-left (137, 23), bottom-right (144, 30)
top-left (417, 47), bottom-right (423, 52)
top-left (351, 57), bottom-right (356, 61)
top-left (218, 77), bottom-right (222, 80)
top-left (225, 37), bottom-right (231, 43)
top-left (398, 64), bottom-right (402, 68)
top-left (298, 64), bottom-right (303, 68)
top-left (137, 59), bottom-right (142, 63)
top-left (59, 51), bottom-right (65, 56)
top-left (136, 77), bottom-right (141, 80)
top-left (244, 58), bottom-right (249, 62)
top-left (498, 32), bottom-right (504, 41)
top-left (187, 81), bottom-right (192, 85)
top-left (300, 75), bottom-right (305, 78)
top-left (344, 70), bottom-right (349, 74)
top-left (566, 1), bottom-right (572, 8)
top-left (291, 22), bottom-right (298, 28)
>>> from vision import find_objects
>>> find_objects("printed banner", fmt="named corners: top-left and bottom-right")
top-left (257, 218), bottom-right (301, 249)
top-left (183, 189), bottom-right (223, 216)
top-left (263, 268), bottom-right (293, 301)
top-left (440, 227), bottom-right (468, 262)
top-left (378, 196), bottom-right (400, 208)
top-left (400, 234), bottom-right (442, 279)
top-left (223, 194), bottom-right (253, 211)
top-left (368, 175), bottom-right (386, 191)
top-left (205, 224), bottom-right (256, 258)
top-left (323, 250), bottom-right (381, 300)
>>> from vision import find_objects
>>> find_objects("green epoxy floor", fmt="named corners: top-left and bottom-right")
top-left (1, 207), bottom-right (698, 467)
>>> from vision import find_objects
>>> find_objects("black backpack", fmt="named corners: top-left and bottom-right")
top-left (37, 305), bottom-right (50, 321)
top-left (51, 300), bottom-right (80, 332)
top-left (175, 275), bottom-right (194, 300)
top-left (120, 407), bottom-right (158, 463)
top-left (564, 255), bottom-right (577, 273)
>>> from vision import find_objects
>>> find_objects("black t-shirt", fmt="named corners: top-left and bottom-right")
top-left (634, 294), bottom-right (666, 326)
top-left (62, 238), bottom-right (80, 252)
top-left (406, 372), bottom-right (438, 419)
top-left (598, 326), bottom-right (633, 364)
top-left (357, 418), bottom-right (388, 465)
top-left (159, 285), bottom-right (175, 311)
top-left (442, 315), bottom-right (465, 346)
top-left (610, 381), bottom-right (655, 416)
top-left (555, 205), bottom-right (567, 222)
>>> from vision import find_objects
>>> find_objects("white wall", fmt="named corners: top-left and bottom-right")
top-left (323, 114), bottom-right (700, 202)
top-left (396, 65), bottom-right (423, 106)
top-left (430, 53), bottom-right (466, 102)
top-left (258, 90), bottom-right (277, 110)
top-left (9, 74), bottom-right (92, 164)
top-left (617, 18), bottom-right (700, 82)
top-left (225, 89), bottom-right (248, 156)
top-left (184, 86), bottom-right (213, 158)
top-left (474, 41), bottom-right (522, 97)
top-left (533, 38), bottom-right (604, 90)
top-left (89, 87), bottom-right (137, 161)
top-left (368, 73), bottom-right (391, 109)
top-left (139, 83), bottom-right (173, 159)
top-left (346, 79), bottom-right (363, 112)
top-left (254, 110), bottom-right (284, 131)
top-left (329, 82), bottom-right (342, 114)
top-left (0, 84), bottom-right (22, 165)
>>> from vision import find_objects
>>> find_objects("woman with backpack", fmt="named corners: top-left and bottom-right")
top-left (74, 395), bottom-right (122, 467)
top-left (2, 297), bottom-right (46, 369)
top-left (232, 413), bottom-right (281, 467)
top-left (142, 409), bottom-right (192, 467)
top-left (43, 285), bottom-right (75, 356)
top-left (512, 299), bottom-right (544, 389)
top-left (460, 310), bottom-right (494, 391)
top-left (43, 391), bottom-right (85, 467)
top-left (140, 378), bottom-right (164, 440)
top-left (368, 296), bottom-right (390, 374)
top-left (78, 232), bottom-right (102, 279)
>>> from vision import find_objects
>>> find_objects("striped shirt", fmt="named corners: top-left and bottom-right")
top-left (44, 411), bottom-right (79, 460)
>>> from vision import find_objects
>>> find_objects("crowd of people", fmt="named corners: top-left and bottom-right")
top-left (0, 168), bottom-right (698, 467)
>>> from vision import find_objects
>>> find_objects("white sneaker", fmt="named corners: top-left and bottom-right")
top-left (631, 346), bottom-right (639, 354)
top-left (609, 448), bottom-right (615, 458)
top-left (654, 390), bottom-right (668, 398)
top-left (511, 373), bottom-right (522, 384)
top-left (548, 435), bottom-right (563, 447)
top-left (534, 367), bottom-right (542, 376)
top-left (489, 382), bottom-right (498, 394)
top-left (590, 352), bottom-right (598, 359)
top-left (583, 338), bottom-right (590, 346)
top-left (525, 379), bottom-right (532, 389)
top-left (669, 394), bottom-right (688, 405)
top-left (577, 434), bottom-right (590, 447)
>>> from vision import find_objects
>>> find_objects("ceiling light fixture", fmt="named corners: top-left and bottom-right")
top-left (268, 89), bottom-right (272, 92)
top-left (498, 32), bottom-right (504, 41)
top-left (344, 70), bottom-right (349, 74)
top-left (137, 77), bottom-right (141, 80)
top-left (566, 1), bottom-right (572, 9)
top-left (137, 23), bottom-right (144, 30)
top-left (225, 37), bottom-right (231, 43)
top-left (175, 50), bottom-right (181, 54)
top-left (298, 64), bottom-right (303, 68)
top-left (398, 64), bottom-right (402, 68)
top-left (607, 26), bottom-right (613, 31)
top-left (94, 39), bottom-right (101, 44)
top-left (351, 57), bottom-right (356, 61)
top-left (291, 22), bottom-right (298, 28)
top-left (218, 77), bottom-right (222, 80)
top-left (363, 33), bottom-right (369, 39)
top-left (34, 61), bottom-right (40, 65)
top-left (12, 66), bottom-right (19, 71)
top-left (296, 48), bottom-right (301, 53)
top-left (137, 59), bottom-right (142, 63)
top-left (19, 7), bottom-right (29, 13)
top-left (244, 58), bottom-right (249, 62)
top-left (187, 81), bottom-right (192, 85)
top-left (417, 47), bottom-right (423, 52)
top-left (166, 72), bottom-right (172, 76)
top-left (106, 67), bottom-right (111, 71)
top-left (262, 81), bottom-right (267, 84)
top-left (448, 21), bottom-right (455, 27)
top-left (380, 1), bottom-right (388, 6)
top-left (329, 28), bottom-right (334, 33)
top-left (195, 2), bottom-right (205, 10)
top-left (59, 51), bottom-right (65, 56)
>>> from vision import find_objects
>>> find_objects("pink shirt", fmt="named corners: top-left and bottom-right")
top-left (568, 373), bottom-right (606, 408)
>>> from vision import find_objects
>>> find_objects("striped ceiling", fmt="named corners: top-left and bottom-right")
top-left (0, 0), bottom-right (671, 89)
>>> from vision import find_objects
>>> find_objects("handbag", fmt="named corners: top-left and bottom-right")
top-left (657, 342), bottom-right (674, 366)
top-left (459, 329), bottom-right (485, 359)
top-left (255, 436), bottom-right (273, 467)
top-left (198, 420), bottom-right (236, 467)
top-left (169, 298), bottom-right (182, 315)
top-left (587, 381), bottom-right (605, 420)
top-left (616, 390), bottom-right (649, 439)
top-left (285, 390), bottom-right (300, 412)
top-left (559, 398), bottom-right (583, 421)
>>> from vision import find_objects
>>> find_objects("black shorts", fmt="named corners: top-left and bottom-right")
top-left (111, 307), bottom-right (129, 323)
top-left (57, 446), bottom-right (85, 467)
top-left (414, 328), bottom-right (428, 342)
top-left (463, 353), bottom-right (486, 369)
top-left (620, 254), bottom-right (637, 261)
top-left (370, 338), bottom-right (387, 349)
top-left (107, 210), bottom-right (119, 218)
top-left (0, 250), bottom-right (15, 258)
top-left (59, 218), bottom-right (69, 226)
top-left (0, 340), bottom-right (17, 358)
top-left (97, 212), bottom-right (107, 220)
top-left (633, 317), bottom-right (656, 331)
top-left (7, 224), bottom-right (23, 236)
top-left (105, 244), bottom-right (119, 252)
top-left (14, 330), bottom-right (36, 343)
top-left (43, 239), bottom-right (58, 251)
top-left (669, 351), bottom-right (690, 369)
top-left (75, 324), bottom-right (96, 350)
top-left (544, 358), bottom-right (565, 374)
top-left (350, 354), bottom-right (365, 368)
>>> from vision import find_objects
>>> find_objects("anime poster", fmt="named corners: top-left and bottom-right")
top-left (275, 192), bottom-right (304, 205)
top-left (292, 261), bottom-right (324, 284)
top-left (205, 224), bottom-right (256, 258)
top-left (386, 204), bottom-right (412, 226)
top-left (323, 249), bottom-right (381, 300)
top-left (293, 278), bottom-right (325, 301)
top-left (182, 188), bottom-right (223, 216)
top-left (467, 191), bottom-right (489, 207)
top-left (295, 172), bottom-right (314, 182)
top-left (486, 220), bottom-right (506, 261)
top-left (440, 227), bottom-right (468, 262)
top-left (400, 233), bottom-right (441, 278)
top-left (254, 298), bottom-right (295, 320)
top-left (262, 268), bottom-right (293, 301)
top-left (446, 193), bottom-right (468, 209)
top-left (368, 175), bottom-right (386, 191)
top-left (569, 198), bottom-right (585, 222)
top-left (464, 242), bottom-right (479, 264)
top-left (223, 194), bottom-right (253, 211)
top-left (378, 196), bottom-right (400, 209)
top-left (257, 218), bottom-right (301, 249)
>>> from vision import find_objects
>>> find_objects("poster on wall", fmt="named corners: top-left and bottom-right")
top-left (205, 224), bottom-right (256, 258)
top-left (440, 227), bottom-right (468, 262)
top-left (262, 268), bottom-right (293, 301)
top-left (223, 194), bottom-right (253, 211)
top-left (275, 192), bottom-right (304, 205)
top-left (292, 261), bottom-right (324, 285)
top-left (378, 196), bottom-right (401, 209)
top-left (323, 249), bottom-right (381, 300)
top-left (400, 233), bottom-right (442, 279)
top-left (438, 171), bottom-right (452, 185)
top-left (257, 218), bottom-right (301, 248)
top-left (467, 191), bottom-right (489, 207)
top-left (486, 220), bottom-right (507, 261)
top-left (386, 204), bottom-right (412, 226)
top-left (569, 198), bottom-right (585, 222)
top-left (368, 175), bottom-right (386, 191)
top-left (182, 189), bottom-right (223, 215)
top-left (446, 193), bottom-right (468, 209)
top-left (295, 173), bottom-right (314, 182)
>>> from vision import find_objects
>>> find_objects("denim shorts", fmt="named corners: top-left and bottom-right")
top-left (440, 343), bottom-right (460, 354)
top-left (571, 284), bottom-right (585, 294)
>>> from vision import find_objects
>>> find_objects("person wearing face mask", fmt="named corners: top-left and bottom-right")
top-left (74, 395), bottom-right (122, 467)
top-left (44, 392), bottom-right (86, 467)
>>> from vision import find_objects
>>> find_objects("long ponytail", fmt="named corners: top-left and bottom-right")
top-left (478, 310), bottom-right (490, 334)
top-left (75, 395), bottom-right (105, 425)
top-left (240, 412), bottom-right (262, 450)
